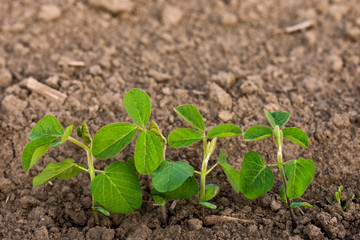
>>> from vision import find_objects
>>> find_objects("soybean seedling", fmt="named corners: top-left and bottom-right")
top-left (167, 104), bottom-right (243, 222)
top-left (240, 109), bottom-right (315, 228)
top-left (326, 186), bottom-right (355, 211)
top-left (22, 89), bottom-right (164, 224)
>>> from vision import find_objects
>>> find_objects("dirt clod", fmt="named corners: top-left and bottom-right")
top-left (38, 4), bottom-right (62, 22)
top-left (0, 69), bottom-right (12, 88)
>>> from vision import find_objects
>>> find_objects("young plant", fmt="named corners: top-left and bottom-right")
top-left (166, 104), bottom-right (242, 222)
top-left (326, 186), bottom-right (355, 211)
top-left (22, 89), bottom-right (164, 224)
top-left (240, 109), bottom-right (314, 228)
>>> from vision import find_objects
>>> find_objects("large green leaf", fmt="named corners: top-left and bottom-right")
top-left (290, 202), bottom-right (313, 209)
top-left (168, 128), bottom-right (203, 148)
top-left (76, 122), bottom-right (92, 146)
top-left (218, 149), bottom-right (241, 193)
top-left (152, 161), bottom-right (194, 192)
top-left (22, 136), bottom-right (58, 171)
top-left (92, 123), bottom-right (138, 159)
top-left (124, 88), bottom-right (151, 127)
top-left (149, 121), bottom-right (166, 160)
top-left (174, 104), bottom-right (205, 132)
top-left (28, 115), bottom-right (64, 140)
top-left (152, 176), bottom-right (199, 200)
top-left (207, 124), bottom-right (242, 138)
top-left (285, 158), bottom-right (315, 199)
top-left (91, 161), bottom-right (142, 214)
top-left (203, 184), bottom-right (220, 202)
top-left (243, 126), bottom-right (273, 141)
top-left (264, 110), bottom-right (290, 128)
top-left (134, 130), bottom-right (163, 174)
top-left (239, 151), bottom-right (274, 199)
top-left (33, 159), bottom-right (85, 186)
top-left (282, 127), bottom-right (309, 148)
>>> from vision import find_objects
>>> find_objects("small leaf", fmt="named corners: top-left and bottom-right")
top-left (152, 194), bottom-right (167, 206)
top-left (152, 176), bottom-right (199, 200)
top-left (33, 159), bottom-right (85, 186)
top-left (61, 125), bottom-right (73, 144)
top-left (218, 149), bottom-right (241, 193)
top-left (92, 206), bottom-right (110, 216)
top-left (135, 130), bottom-right (163, 174)
top-left (326, 196), bottom-right (334, 205)
top-left (207, 124), bottom-right (242, 138)
top-left (264, 109), bottom-right (290, 128)
top-left (290, 202), bottom-right (313, 209)
top-left (92, 123), bottom-right (138, 159)
top-left (282, 127), bottom-right (309, 148)
top-left (336, 186), bottom-right (343, 203)
top-left (91, 161), bottom-right (142, 214)
top-left (280, 186), bottom-right (287, 203)
top-left (342, 194), bottom-right (355, 211)
top-left (124, 88), bottom-right (151, 127)
top-left (243, 126), bottom-right (273, 141)
top-left (203, 184), bottom-right (220, 202)
top-left (285, 158), bottom-right (315, 199)
top-left (28, 115), bottom-right (64, 140)
top-left (152, 161), bottom-right (194, 192)
top-left (239, 151), bottom-right (274, 199)
top-left (149, 121), bottom-right (166, 159)
top-left (168, 128), bottom-right (203, 148)
top-left (76, 122), bottom-right (92, 145)
top-left (206, 137), bottom-right (217, 157)
top-left (174, 104), bottom-right (205, 132)
top-left (22, 136), bottom-right (58, 171)
top-left (199, 202), bottom-right (217, 209)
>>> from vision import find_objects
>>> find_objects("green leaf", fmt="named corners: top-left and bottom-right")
top-left (152, 194), bottom-right (167, 206)
top-left (326, 196), bottom-right (334, 205)
top-left (127, 155), bottom-right (136, 172)
top-left (61, 125), bottom-right (73, 144)
top-left (91, 161), bottom-right (142, 214)
top-left (282, 127), bottom-right (309, 148)
top-left (280, 186), bottom-right (287, 203)
top-left (135, 130), bottom-right (163, 174)
top-left (149, 121), bottom-right (166, 160)
top-left (76, 122), bottom-right (92, 145)
top-left (343, 194), bottom-right (355, 210)
top-left (151, 176), bottom-right (199, 200)
top-left (207, 124), bottom-right (242, 138)
top-left (243, 126), bottom-right (273, 141)
top-left (264, 109), bottom-right (290, 128)
top-left (152, 161), bottom-right (194, 192)
top-left (218, 149), bottom-right (241, 193)
top-left (28, 115), bottom-right (64, 140)
top-left (285, 158), bottom-right (315, 199)
top-left (33, 159), bottom-right (85, 187)
top-left (124, 88), bottom-right (151, 127)
top-left (239, 151), bottom-right (274, 199)
top-left (290, 202), bottom-right (313, 209)
top-left (199, 202), bottom-right (217, 209)
top-left (336, 186), bottom-right (343, 203)
top-left (22, 136), bottom-right (58, 171)
top-left (92, 206), bottom-right (110, 216)
top-left (203, 184), bottom-right (220, 202)
top-left (168, 128), bottom-right (203, 148)
top-left (92, 123), bottom-right (138, 159)
top-left (174, 104), bottom-right (205, 132)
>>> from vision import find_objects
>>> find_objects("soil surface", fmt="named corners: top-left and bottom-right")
top-left (0, 0), bottom-right (359, 239)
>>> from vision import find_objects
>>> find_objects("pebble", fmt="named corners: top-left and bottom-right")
top-left (304, 224), bottom-right (324, 240)
top-left (38, 4), bottom-right (62, 22)
top-left (211, 71), bottom-right (235, 89)
top-left (301, 77), bottom-right (322, 92)
top-left (148, 69), bottom-right (171, 82)
top-left (240, 80), bottom-right (258, 95)
top-left (126, 224), bottom-right (152, 240)
top-left (0, 68), bottom-right (12, 88)
top-left (346, 26), bottom-right (360, 41)
top-left (89, 65), bottom-right (103, 75)
top-left (220, 12), bottom-right (238, 26)
top-left (218, 110), bottom-right (233, 122)
top-left (209, 83), bottom-right (232, 109)
top-left (1, 95), bottom-right (27, 112)
top-left (330, 55), bottom-right (343, 72)
top-left (187, 218), bottom-right (203, 231)
top-left (89, 0), bottom-right (135, 14)
top-left (305, 31), bottom-right (317, 46)
top-left (162, 6), bottom-right (183, 25)
top-left (45, 75), bottom-right (59, 88)
top-left (270, 199), bottom-right (282, 211)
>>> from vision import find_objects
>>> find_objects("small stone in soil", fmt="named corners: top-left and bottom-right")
top-left (218, 110), bottom-right (233, 122)
top-left (188, 218), bottom-right (202, 231)
top-left (162, 6), bottom-right (183, 25)
top-left (330, 55), bottom-right (343, 72)
top-left (211, 71), bottom-right (235, 89)
top-left (38, 4), bottom-right (62, 22)
top-left (220, 12), bottom-right (238, 26)
top-left (270, 199), bottom-right (282, 212)
top-left (346, 26), bottom-right (360, 41)
top-left (0, 68), bottom-right (12, 88)
top-left (209, 83), bottom-right (233, 109)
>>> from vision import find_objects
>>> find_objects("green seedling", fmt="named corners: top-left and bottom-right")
top-left (326, 186), bottom-right (355, 211)
top-left (166, 104), bottom-right (242, 222)
top-left (22, 89), bottom-right (164, 224)
top-left (240, 109), bottom-right (314, 228)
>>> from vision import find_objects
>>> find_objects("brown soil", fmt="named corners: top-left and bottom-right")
top-left (1, 0), bottom-right (359, 239)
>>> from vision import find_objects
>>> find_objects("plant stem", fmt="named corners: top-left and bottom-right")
top-left (74, 164), bottom-right (89, 172)
top-left (160, 205), bottom-right (167, 228)
top-left (200, 138), bottom-right (208, 222)
top-left (87, 148), bottom-right (99, 225)
top-left (68, 137), bottom-right (89, 151)
top-left (277, 146), bottom-right (297, 229)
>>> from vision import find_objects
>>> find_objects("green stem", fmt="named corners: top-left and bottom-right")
top-left (200, 138), bottom-right (208, 222)
top-left (194, 170), bottom-right (202, 175)
top-left (206, 163), bottom-right (218, 175)
top-left (68, 137), bottom-right (89, 151)
top-left (87, 148), bottom-right (99, 225)
top-left (74, 164), bottom-right (89, 172)
top-left (277, 146), bottom-right (297, 229)
top-left (94, 169), bottom-right (105, 173)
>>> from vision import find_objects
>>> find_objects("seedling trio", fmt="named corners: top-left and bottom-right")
top-left (22, 88), bottom-right (317, 228)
